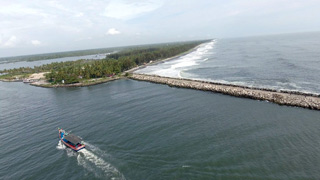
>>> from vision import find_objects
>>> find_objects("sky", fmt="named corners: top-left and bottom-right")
top-left (0, 0), bottom-right (320, 57)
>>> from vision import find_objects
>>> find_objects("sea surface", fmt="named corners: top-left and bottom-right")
top-left (137, 32), bottom-right (320, 95)
top-left (1, 32), bottom-right (320, 179)
top-left (1, 80), bottom-right (320, 180)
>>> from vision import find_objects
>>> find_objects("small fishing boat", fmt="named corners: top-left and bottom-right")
top-left (58, 128), bottom-right (85, 151)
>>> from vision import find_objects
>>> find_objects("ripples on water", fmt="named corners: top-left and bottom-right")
top-left (1, 80), bottom-right (320, 179)
top-left (1, 32), bottom-right (320, 179)
top-left (137, 32), bottom-right (320, 94)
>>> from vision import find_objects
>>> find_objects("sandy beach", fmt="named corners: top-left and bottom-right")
top-left (28, 72), bottom-right (47, 80)
top-left (124, 43), bottom-right (205, 74)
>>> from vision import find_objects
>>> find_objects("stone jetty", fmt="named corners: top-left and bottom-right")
top-left (130, 73), bottom-right (320, 110)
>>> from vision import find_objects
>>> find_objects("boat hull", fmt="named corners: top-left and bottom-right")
top-left (59, 130), bottom-right (85, 152)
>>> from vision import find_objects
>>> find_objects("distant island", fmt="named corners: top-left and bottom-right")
top-left (0, 40), bottom-right (207, 87)
top-left (0, 47), bottom-right (118, 63)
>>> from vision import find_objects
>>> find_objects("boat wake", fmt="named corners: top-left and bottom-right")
top-left (57, 141), bottom-right (125, 179)
top-left (56, 140), bottom-right (65, 150)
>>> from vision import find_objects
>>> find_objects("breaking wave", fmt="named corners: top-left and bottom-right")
top-left (136, 40), bottom-right (216, 77)
top-left (137, 34), bottom-right (320, 94)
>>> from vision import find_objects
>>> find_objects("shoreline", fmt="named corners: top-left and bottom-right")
top-left (0, 79), bottom-right (23, 82)
top-left (4, 39), bottom-right (319, 111)
top-left (124, 42), bottom-right (205, 74)
top-left (0, 42), bottom-right (208, 88)
top-left (129, 73), bottom-right (320, 110)
top-left (29, 77), bottom-right (121, 88)
top-left (0, 72), bottom-right (122, 88)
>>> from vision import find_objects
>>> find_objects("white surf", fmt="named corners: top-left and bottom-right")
top-left (136, 40), bottom-right (216, 78)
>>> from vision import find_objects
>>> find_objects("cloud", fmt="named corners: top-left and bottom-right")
top-left (227, 10), bottom-right (241, 17)
top-left (0, 4), bottom-right (48, 17)
top-left (101, 0), bottom-right (162, 20)
top-left (74, 12), bottom-right (84, 17)
top-left (31, 40), bottom-right (41, 46)
top-left (106, 28), bottom-right (121, 35)
top-left (3, 36), bottom-right (18, 47)
top-left (1, 0), bottom-right (320, 57)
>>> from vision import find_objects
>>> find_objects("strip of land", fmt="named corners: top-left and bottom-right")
top-left (29, 76), bottom-right (119, 88)
top-left (0, 40), bottom-right (206, 87)
top-left (124, 43), bottom-right (204, 74)
top-left (2, 39), bottom-right (320, 111)
top-left (129, 73), bottom-right (320, 110)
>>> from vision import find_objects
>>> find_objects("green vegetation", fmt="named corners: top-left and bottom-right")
top-left (0, 40), bottom-right (207, 84)
top-left (0, 47), bottom-right (119, 63)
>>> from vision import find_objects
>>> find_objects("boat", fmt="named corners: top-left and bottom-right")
top-left (58, 128), bottom-right (85, 151)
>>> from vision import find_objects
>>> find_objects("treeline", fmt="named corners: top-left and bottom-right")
top-left (1, 40), bottom-right (207, 84)
top-left (47, 41), bottom-right (204, 84)
top-left (0, 47), bottom-right (118, 63)
top-left (0, 60), bottom-right (89, 77)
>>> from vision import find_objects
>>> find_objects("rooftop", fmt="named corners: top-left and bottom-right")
top-left (64, 134), bottom-right (82, 145)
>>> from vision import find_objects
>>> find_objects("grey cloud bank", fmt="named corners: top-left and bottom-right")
top-left (0, 0), bottom-right (320, 57)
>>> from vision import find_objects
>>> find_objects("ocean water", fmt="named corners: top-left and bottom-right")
top-left (137, 32), bottom-right (320, 94)
top-left (2, 32), bottom-right (320, 179)
top-left (1, 80), bottom-right (320, 180)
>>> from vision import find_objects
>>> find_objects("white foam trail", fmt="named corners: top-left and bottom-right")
top-left (56, 141), bottom-right (66, 150)
top-left (83, 141), bottom-right (105, 155)
top-left (78, 149), bottom-right (125, 180)
top-left (57, 140), bottom-right (77, 156)
top-left (66, 148), bottom-right (78, 157)
top-left (77, 154), bottom-right (96, 176)
top-left (58, 140), bottom-right (125, 179)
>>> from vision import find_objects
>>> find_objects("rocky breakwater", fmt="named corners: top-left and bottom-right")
top-left (130, 74), bottom-right (320, 110)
